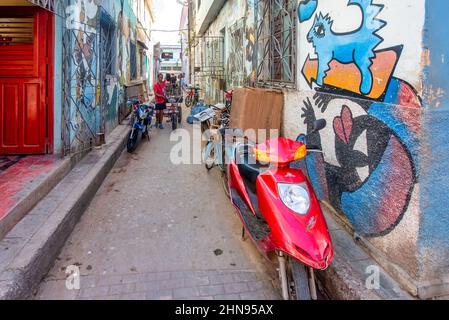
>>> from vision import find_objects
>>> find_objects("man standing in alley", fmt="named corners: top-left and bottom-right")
top-left (153, 73), bottom-right (167, 129)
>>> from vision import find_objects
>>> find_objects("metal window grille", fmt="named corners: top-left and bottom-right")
top-left (255, 0), bottom-right (297, 87)
top-left (130, 41), bottom-right (137, 80)
top-left (27, 0), bottom-right (57, 12)
top-left (227, 19), bottom-right (245, 89)
top-left (193, 35), bottom-right (225, 103)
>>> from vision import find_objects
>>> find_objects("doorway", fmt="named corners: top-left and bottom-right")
top-left (0, 7), bottom-right (54, 155)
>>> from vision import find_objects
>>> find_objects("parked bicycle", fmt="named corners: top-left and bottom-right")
top-left (185, 85), bottom-right (201, 108)
top-left (164, 96), bottom-right (183, 131)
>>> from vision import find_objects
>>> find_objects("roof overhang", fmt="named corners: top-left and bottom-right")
top-left (196, 0), bottom-right (226, 36)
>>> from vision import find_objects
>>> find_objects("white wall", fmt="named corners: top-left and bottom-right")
top-left (297, 0), bottom-right (425, 91)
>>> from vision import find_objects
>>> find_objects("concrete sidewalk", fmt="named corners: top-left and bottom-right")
top-left (0, 155), bottom-right (72, 240)
top-left (0, 123), bottom-right (129, 300)
top-left (316, 204), bottom-right (414, 300)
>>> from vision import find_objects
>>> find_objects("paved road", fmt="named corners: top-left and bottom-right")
top-left (35, 112), bottom-right (281, 300)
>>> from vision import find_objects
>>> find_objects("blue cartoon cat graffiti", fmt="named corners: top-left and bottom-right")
top-left (307, 0), bottom-right (386, 95)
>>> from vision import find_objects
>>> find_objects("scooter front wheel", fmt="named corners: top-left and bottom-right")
top-left (288, 258), bottom-right (312, 300)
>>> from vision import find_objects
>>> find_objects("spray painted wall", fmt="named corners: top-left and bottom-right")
top-left (63, 0), bottom-right (145, 153)
top-left (283, 0), bottom-right (426, 287)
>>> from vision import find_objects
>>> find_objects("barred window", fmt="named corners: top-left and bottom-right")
top-left (256, 0), bottom-right (297, 87)
top-left (130, 41), bottom-right (137, 80)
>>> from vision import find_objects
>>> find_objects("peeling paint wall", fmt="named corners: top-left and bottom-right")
top-left (198, 0), bottom-right (255, 103)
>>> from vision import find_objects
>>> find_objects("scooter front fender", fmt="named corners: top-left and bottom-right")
top-left (256, 168), bottom-right (333, 270)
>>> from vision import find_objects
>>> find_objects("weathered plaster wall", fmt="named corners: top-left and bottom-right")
top-left (416, 0), bottom-right (449, 296)
top-left (283, 0), bottom-right (427, 292)
top-left (201, 0), bottom-right (255, 102)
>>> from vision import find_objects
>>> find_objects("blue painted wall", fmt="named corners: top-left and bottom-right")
top-left (53, 13), bottom-right (63, 155)
top-left (418, 0), bottom-right (449, 283)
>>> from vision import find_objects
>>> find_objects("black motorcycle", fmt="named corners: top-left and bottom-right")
top-left (127, 103), bottom-right (154, 153)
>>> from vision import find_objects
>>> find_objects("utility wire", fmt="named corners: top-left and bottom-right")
top-left (149, 29), bottom-right (189, 32)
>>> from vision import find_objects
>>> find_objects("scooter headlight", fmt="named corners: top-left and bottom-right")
top-left (278, 183), bottom-right (310, 215)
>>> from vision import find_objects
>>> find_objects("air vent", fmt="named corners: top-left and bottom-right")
top-left (0, 17), bottom-right (34, 46)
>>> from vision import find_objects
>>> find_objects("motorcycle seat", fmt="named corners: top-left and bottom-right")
top-left (236, 145), bottom-right (269, 191)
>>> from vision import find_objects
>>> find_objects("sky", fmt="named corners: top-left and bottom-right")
top-left (151, 0), bottom-right (185, 46)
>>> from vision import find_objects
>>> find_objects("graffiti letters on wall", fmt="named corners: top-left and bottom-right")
top-left (297, 0), bottom-right (421, 237)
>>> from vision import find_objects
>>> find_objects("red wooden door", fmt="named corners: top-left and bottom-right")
top-left (0, 9), bottom-right (52, 155)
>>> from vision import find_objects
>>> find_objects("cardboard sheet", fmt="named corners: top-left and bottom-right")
top-left (230, 87), bottom-right (284, 143)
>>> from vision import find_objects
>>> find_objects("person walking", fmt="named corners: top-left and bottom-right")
top-left (153, 73), bottom-right (167, 129)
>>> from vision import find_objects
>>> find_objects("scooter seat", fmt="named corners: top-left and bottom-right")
top-left (237, 147), bottom-right (269, 190)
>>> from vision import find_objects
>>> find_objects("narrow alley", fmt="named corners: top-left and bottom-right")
top-left (0, 0), bottom-right (448, 304)
top-left (35, 118), bottom-right (281, 300)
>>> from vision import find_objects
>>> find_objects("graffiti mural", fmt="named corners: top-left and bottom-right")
top-left (62, 0), bottom-right (142, 154)
top-left (63, 0), bottom-right (100, 154)
top-left (296, 0), bottom-right (422, 237)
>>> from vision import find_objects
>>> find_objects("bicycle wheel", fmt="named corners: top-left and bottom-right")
top-left (185, 95), bottom-right (192, 108)
top-left (203, 140), bottom-right (216, 171)
top-left (177, 106), bottom-right (182, 124)
top-left (171, 114), bottom-right (178, 130)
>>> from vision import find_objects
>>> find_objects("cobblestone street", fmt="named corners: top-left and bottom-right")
top-left (34, 118), bottom-right (280, 300)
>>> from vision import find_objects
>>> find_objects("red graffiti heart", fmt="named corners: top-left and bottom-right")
top-left (333, 106), bottom-right (353, 144)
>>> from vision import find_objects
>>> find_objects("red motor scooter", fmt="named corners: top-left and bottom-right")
top-left (222, 119), bottom-right (333, 300)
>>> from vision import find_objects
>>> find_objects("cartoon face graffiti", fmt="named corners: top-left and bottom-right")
top-left (301, 91), bottom-right (416, 237)
top-left (297, 0), bottom-right (421, 237)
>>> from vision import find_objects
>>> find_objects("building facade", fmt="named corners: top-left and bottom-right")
top-left (0, 0), bottom-right (154, 158)
top-left (188, 0), bottom-right (449, 299)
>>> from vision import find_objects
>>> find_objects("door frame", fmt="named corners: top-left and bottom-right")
top-left (0, 6), bottom-right (54, 154)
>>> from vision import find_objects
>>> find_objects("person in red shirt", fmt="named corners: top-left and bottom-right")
top-left (153, 73), bottom-right (167, 129)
